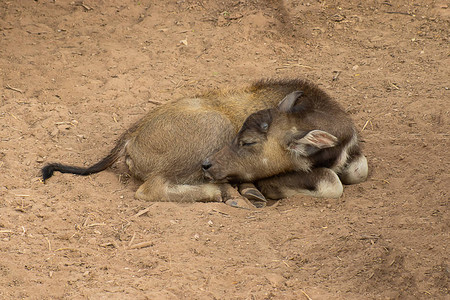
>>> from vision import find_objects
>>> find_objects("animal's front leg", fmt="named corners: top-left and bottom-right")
top-left (135, 176), bottom-right (259, 209)
top-left (135, 176), bottom-right (222, 203)
top-left (217, 183), bottom-right (259, 209)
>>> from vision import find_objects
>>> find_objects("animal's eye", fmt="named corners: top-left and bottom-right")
top-left (240, 140), bottom-right (257, 147)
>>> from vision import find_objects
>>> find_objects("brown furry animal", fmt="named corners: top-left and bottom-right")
top-left (42, 79), bottom-right (367, 204)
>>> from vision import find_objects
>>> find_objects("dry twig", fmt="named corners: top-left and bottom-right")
top-left (301, 289), bottom-right (313, 300)
top-left (128, 232), bottom-right (136, 247)
top-left (55, 247), bottom-right (80, 252)
top-left (5, 84), bottom-right (24, 94)
top-left (86, 223), bottom-right (106, 227)
top-left (128, 241), bottom-right (154, 249)
top-left (73, 1), bottom-right (93, 11)
top-left (276, 63), bottom-right (314, 70)
top-left (386, 11), bottom-right (413, 16)
top-left (359, 234), bottom-right (381, 240)
top-left (211, 208), bottom-right (229, 216)
top-left (46, 237), bottom-right (52, 251)
top-left (82, 215), bottom-right (90, 227)
top-left (362, 119), bottom-right (373, 131)
top-left (132, 205), bottom-right (153, 218)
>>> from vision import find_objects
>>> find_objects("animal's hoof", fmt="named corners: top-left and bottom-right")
top-left (251, 200), bottom-right (267, 208)
top-left (240, 187), bottom-right (267, 208)
top-left (225, 198), bottom-right (256, 210)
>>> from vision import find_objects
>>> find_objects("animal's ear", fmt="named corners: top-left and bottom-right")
top-left (286, 130), bottom-right (338, 156)
top-left (278, 90), bottom-right (304, 112)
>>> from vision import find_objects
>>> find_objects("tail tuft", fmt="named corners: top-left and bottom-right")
top-left (42, 163), bottom-right (59, 182)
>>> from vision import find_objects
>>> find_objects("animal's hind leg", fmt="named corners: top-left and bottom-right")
top-left (135, 176), bottom-right (225, 203)
top-left (339, 154), bottom-right (368, 185)
top-left (255, 168), bottom-right (343, 200)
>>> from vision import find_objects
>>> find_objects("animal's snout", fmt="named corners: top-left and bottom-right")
top-left (201, 159), bottom-right (212, 171)
top-left (201, 146), bottom-right (236, 183)
top-left (202, 159), bottom-right (215, 181)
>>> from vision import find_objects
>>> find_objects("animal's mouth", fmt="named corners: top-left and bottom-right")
top-left (203, 172), bottom-right (214, 182)
top-left (203, 171), bottom-right (231, 184)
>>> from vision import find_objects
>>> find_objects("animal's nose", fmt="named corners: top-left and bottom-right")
top-left (201, 159), bottom-right (212, 171)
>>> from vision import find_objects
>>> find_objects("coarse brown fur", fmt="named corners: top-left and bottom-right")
top-left (43, 79), bottom-right (339, 203)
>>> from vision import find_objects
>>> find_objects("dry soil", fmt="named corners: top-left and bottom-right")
top-left (0, 0), bottom-right (449, 299)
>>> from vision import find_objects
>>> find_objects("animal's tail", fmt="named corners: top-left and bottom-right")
top-left (42, 135), bottom-right (128, 182)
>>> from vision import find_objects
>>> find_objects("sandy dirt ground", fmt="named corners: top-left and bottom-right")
top-left (1, 0), bottom-right (449, 299)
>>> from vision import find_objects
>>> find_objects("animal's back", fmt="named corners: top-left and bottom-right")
top-left (125, 100), bottom-right (236, 183)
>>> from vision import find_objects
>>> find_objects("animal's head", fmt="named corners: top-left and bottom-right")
top-left (202, 91), bottom-right (340, 182)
